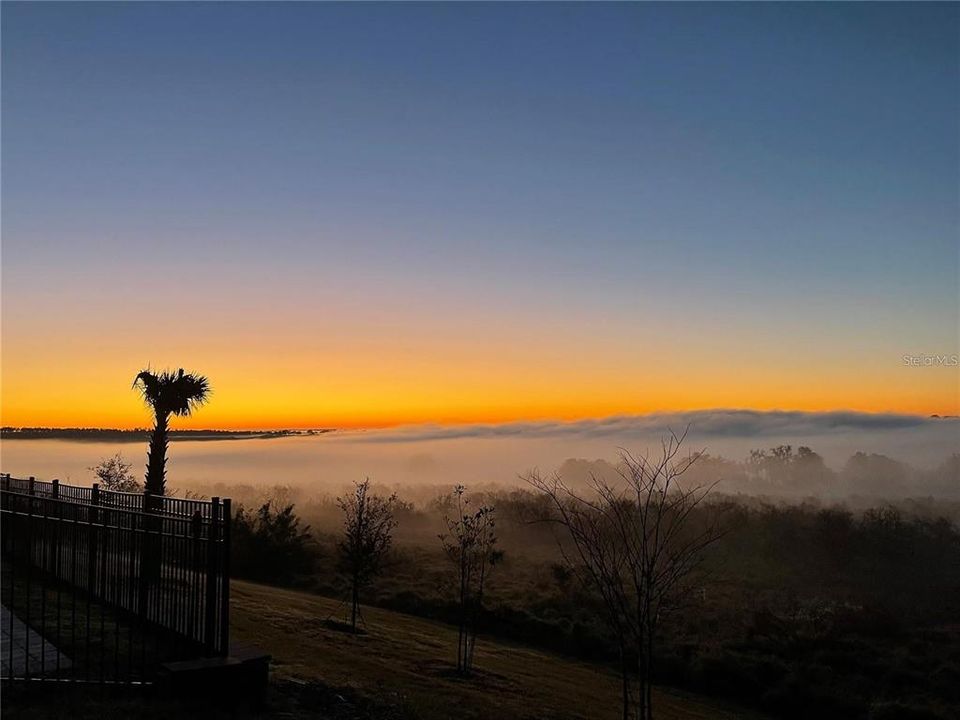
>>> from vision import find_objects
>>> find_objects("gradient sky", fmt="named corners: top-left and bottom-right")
top-left (2, 2), bottom-right (958, 429)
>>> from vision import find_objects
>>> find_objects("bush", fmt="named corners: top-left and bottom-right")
top-left (929, 663), bottom-right (960, 702)
top-left (690, 652), bottom-right (764, 700)
top-left (232, 501), bottom-right (316, 584)
top-left (868, 701), bottom-right (950, 720)
top-left (89, 454), bottom-right (141, 492)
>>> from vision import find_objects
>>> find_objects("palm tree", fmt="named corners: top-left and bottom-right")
top-left (132, 368), bottom-right (210, 496)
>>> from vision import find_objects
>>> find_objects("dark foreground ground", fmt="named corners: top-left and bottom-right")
top-left (3, 678), bottom-right (416, 720)
top-left (3, 579), bottom-right (764, 720)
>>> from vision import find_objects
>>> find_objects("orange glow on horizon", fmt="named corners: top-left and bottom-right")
top-left (2, 360), bottom-right (954, 431)
top-left (2, 278), bottom-right (956, 430)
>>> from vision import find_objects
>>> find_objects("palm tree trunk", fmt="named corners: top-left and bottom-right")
top-left (145, 411), bottom-right (169, 495)
top-left (140, 411), bottom-right (168, 606)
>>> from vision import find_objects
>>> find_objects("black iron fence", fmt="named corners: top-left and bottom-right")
top-left (0, 474), bottom-right (231, 684)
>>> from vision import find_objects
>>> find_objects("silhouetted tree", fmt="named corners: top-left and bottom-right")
top-left (439, 485), bottom-right (501, 674)
top-left (745, 445), bottom-right (834, 496)
top-left (89, 453), bottom-right (141, 492)
top-left (132, 368), bottom-right (209, 598)
top-left (132, 368), bottom-right (210, 496)
top-left (232, 501), bottom-right (315, 584)
top-left (527, 430), bottom-right (723, 720)
top-left (336, 479), bottom-right (398, 632)
top-left (842, 452), bottom-right (909, 497)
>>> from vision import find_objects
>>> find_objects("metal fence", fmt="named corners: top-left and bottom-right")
top-left (0, 474), bottom-right (231, 684)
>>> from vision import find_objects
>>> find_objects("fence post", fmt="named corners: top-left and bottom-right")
top-left (27, 477), bottom-right (37, 573)
top-left (24, 486), bottom-right (34, 680)
top-left (0, 475), bottom-right (7, 555)
top-left (47, 480), bottom-right (60, 573)
top-left (88, 483), bottom-right (100, 594)
top-left (220, 498), bottom-right (231, 656)
top-left (204, 497), bottom-right (220, 655)
top-left (139, 490), bottom-right (152, 618)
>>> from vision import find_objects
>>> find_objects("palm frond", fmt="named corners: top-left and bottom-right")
top-left (169, 369), bottom-right (211, 417)
top-left (132, 369), bottom-right (162, 406)
top-left (132, 367), bottom-right (211, 416)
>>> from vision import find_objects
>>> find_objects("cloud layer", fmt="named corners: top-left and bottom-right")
top-left (340, 409), bottom-right (952, 444)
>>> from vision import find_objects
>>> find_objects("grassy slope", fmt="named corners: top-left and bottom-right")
top-left (232, 580), bottom-right (764, 720)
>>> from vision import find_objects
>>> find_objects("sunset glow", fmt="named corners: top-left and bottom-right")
top-left (2, 3), bottom-right (957, 430)
top-left (2, 5), bottom-right (959, 715)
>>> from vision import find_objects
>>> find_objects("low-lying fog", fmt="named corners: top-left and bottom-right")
top-left (2, 410), bottom-right (957, 499)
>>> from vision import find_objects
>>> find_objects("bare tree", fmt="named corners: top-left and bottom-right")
top-left (439, 485), bottom-right (501, 674)
top-left (526, 430), bottom-right (723, 720)
top-left (89, 453), bottom-right (141, 492)
top-left (336, 479), bottom-right (398, 632)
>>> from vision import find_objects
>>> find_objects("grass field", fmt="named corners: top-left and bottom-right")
top-left (231, 579), bottom-right (765, 720)
top-left (3, 577), bottom-right (765, 719)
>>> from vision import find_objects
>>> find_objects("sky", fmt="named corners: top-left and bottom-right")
top-left (2, 3), bottom-right (958, 430)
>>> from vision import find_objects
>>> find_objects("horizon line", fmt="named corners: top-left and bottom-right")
top-left (2, 407), bottom-right (954, 435)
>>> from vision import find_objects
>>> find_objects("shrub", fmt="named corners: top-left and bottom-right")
top-left (232, 501), bottom-right (316, 584)
top-left (89, 454), bottom-right (141, 492)
top-left (868, 701), bottom-right (950, 720)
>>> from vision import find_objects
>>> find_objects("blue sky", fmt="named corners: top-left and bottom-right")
top-left (2, 2), bottom-right (958, 427)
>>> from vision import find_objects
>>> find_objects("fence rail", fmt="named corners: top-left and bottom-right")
top-left (4, 475), bottom-right (221, 520)
top-left (0, 473), bottom-right (231, 684)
